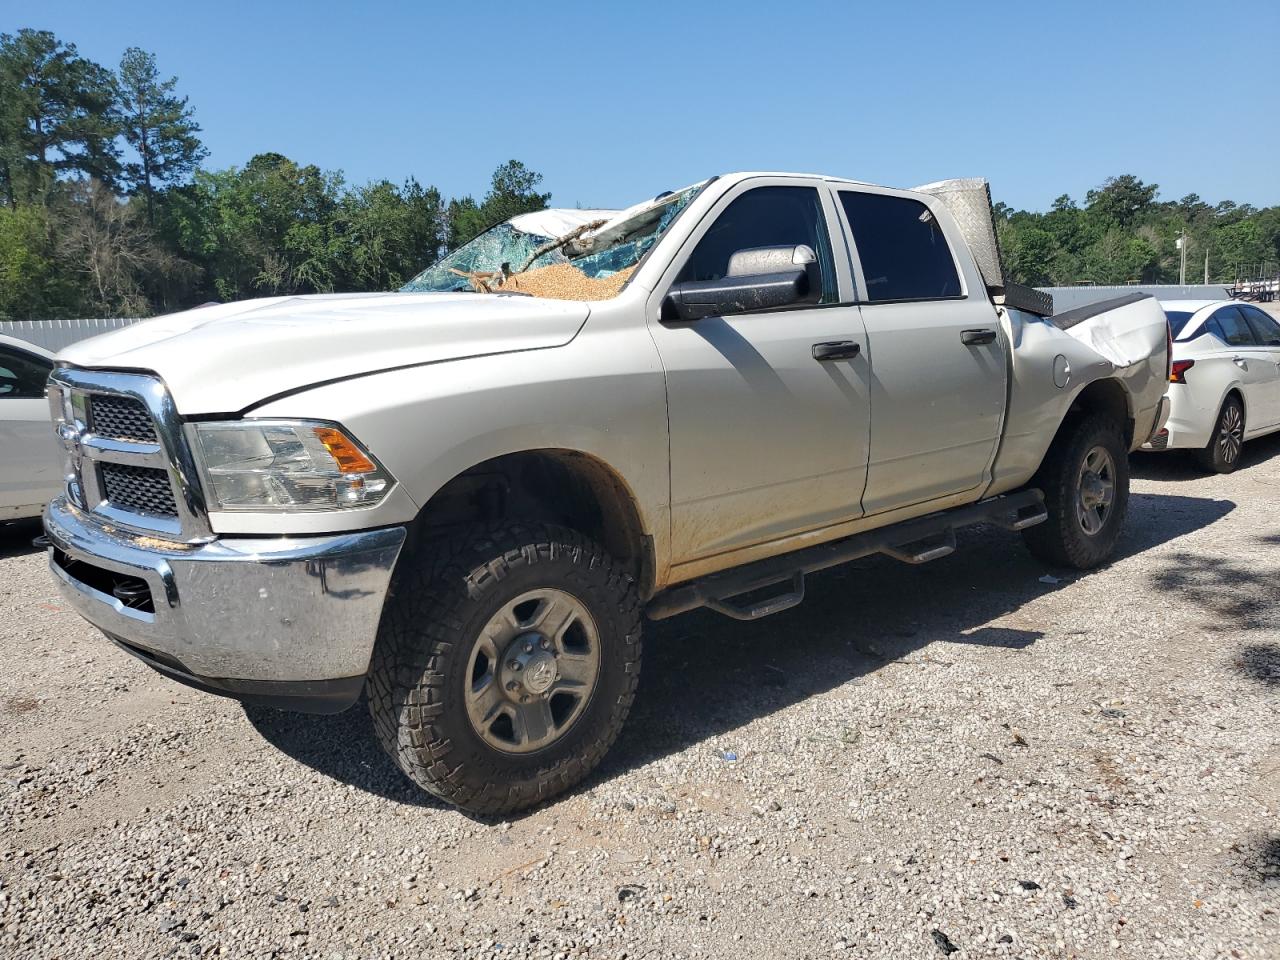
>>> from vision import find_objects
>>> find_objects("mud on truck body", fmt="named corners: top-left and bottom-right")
top-left (43, 173), bottom-right (1170, 814)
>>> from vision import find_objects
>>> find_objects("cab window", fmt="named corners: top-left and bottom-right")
top-left (840, 191), bottom-right (961, 302)
top-left (677, 186), bottom-right (838, 304)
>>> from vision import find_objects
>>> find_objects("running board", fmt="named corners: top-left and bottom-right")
top-left (646, 489), bottom-right (1047, 622)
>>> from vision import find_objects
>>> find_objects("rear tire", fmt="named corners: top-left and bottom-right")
top-left (1022, 414), bottom-right (1130, 569)
top-left (1194, 395), bottom-right (1244, 473)
top-left (366, 522), bottom-right (642, 816)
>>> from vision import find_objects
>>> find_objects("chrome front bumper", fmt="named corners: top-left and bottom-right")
top-left (44, 496), bottom-right (406, 713)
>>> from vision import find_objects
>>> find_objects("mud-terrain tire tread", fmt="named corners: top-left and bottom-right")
top-left (366, 522), bottom-right (641, 816)
top-left (1193, 395), bottom-right (1244, 474)
top-left (1021, 413), bottom-right (1129, 570)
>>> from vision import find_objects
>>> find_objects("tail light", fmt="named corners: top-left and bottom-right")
top-left (1170, 359), bottom-right (1195, 384)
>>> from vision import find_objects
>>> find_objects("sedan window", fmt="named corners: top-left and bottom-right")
top-left (1204, 307), bottom-right (1257, 347)
top-left (0, 346), bottom-right (52, 399)
top-left (1241, 306), bottom-right (1280, 346)
top-left (1164, 310), bottom-right (1195, 338)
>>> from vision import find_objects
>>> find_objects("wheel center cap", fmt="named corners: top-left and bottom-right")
top-left (522, 651), bottom-right (557, 694)
top-left (1080, 473), bottom-right (1105, 507)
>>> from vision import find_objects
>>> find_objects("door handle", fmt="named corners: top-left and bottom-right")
top-left (1233, 356), bottom-right (1247, 367)
top-left (961, 329), bottom-right (997, 346)
top-left (812, 340), bottom-right (861, 361)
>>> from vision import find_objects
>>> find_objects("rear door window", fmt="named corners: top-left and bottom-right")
top-left (839, 191), bottom-right (961, 302)
top-left (1241, 306), bottom-right (1280, 346)
top-left (1204, 307), bottom-right (1257, 347)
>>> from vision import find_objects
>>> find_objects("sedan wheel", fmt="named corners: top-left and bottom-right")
top-left (1196, 396), bottom-right (1245, 473)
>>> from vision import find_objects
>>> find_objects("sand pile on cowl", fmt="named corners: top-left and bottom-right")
top-left (502, 264), bottom-right (635, 301)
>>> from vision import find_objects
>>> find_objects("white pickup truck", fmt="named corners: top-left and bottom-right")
top-left (43, 173), bottom-right (1170, 814)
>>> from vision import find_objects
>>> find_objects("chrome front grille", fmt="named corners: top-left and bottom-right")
top-left (90, 395), bottom-right (158, 443)
top-left (101, 464), bottom-right (179, 518)
top-left (47, 368), bottom-right (212, 542)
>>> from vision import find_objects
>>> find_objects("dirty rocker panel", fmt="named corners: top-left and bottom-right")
top-left (646, 490), bottom-right (1047, 621)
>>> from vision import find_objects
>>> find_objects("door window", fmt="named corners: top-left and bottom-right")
top-left (1241, 306), bottom-right (1280, 346)
top-left (676, 186), bottom-right (837, 303)
top-left (1203, 307), bottom-right (1257, 347)
top-left (0, 346), bottom-right (51, 399)
top-left (839, 191), bottom-right (961, 302)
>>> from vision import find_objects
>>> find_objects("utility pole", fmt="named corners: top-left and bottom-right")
top-left (1204, 248), bottom-right (1209, 285)
top-left (1177, 230), bottom-right (1187, 285)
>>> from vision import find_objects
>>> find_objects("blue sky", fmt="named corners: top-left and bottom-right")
top-left (6, 0), bottom-right (1279, 211)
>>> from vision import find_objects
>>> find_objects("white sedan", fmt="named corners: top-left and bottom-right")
top-left (0, 334), bottom-right (61, 520)
top-left (1143, 300), bottom-right (1280, 471)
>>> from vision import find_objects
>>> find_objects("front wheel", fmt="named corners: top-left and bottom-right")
top-left (1022, 414), bottom-right (1130, 569)
top-left (1194, 395), bottom-right (1244, 473)
top-left (366, 522), bottom-right (642, 815)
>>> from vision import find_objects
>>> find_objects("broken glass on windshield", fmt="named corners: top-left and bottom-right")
top-left (400, 182), bottom-right (705, 302)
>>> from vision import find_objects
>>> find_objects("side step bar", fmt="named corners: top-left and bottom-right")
top-left (646, 489), bottom-right (1047, 622)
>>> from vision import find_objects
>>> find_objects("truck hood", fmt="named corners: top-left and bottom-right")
top-left (57, 292), bottom-right (590, 414)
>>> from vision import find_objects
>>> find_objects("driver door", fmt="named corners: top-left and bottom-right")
top-left (646, 180), bottom-right (871, 566)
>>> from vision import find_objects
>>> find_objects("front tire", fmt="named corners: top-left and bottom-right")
top-left (1022, 414), bottom-right (1130, 569)
top-left (1194, 395), bottom-right (1244, 473)
top-left (366, 522), bottom-right (642, 816)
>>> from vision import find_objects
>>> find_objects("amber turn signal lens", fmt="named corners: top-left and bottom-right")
top-left (313, 427), bottom-right (377, 474)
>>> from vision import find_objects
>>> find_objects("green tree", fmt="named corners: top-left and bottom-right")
top-left (339, 177), bottom-right (446, 290)
top-left (447, 159), bottom-right (550, 249)
top-left (116, 47), bottom-right (207, 224)
top-left (0, 201), bottom-right (82, 318)
top-left (0, 29), bottom-right (119, 206)
top-left (1085, 175), bottom-right (1158, 228)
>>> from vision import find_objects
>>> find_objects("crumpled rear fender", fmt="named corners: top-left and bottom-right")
top-left (987, 295), bottom-right (1168, 494)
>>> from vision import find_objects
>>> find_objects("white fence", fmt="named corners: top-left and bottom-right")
top-left (0, 318), bottom-right (144, 353)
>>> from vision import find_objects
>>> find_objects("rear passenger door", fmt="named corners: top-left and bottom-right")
top-left (1204, 306), bottom-right (1276, 433)
top-left (1239, 305), bottom-right (1280, 428)
top-left (834, 189), bottom-right (1006, 516)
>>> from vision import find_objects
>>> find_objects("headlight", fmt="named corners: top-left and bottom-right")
top-left (191, 420), bottom-right (394, 512)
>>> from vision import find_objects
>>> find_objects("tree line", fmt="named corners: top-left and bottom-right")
top-left (996, 175), bottom-right (1280, 288)
top-left (3, 28), bottom-right (1279, 321)
top-left (0, 29), bottom-right (550, 320)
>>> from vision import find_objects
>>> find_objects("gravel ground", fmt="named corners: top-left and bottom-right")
top-left (2, 437), bottom-right (1278, 960)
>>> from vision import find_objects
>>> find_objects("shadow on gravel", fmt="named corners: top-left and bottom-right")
top-left (240, 492), bottom-right (1233, 813)
top-left (1131, 429), bottom-right (1280, 482)
top-left (242, 702), bottom-right (447, 810)
top-left (1238, 835), bottom-right (1280, 887)
top-left (1151, 550), bottom-right (1276, 632)
top-left (598, 491), bottom-right (1235, 782)
top-left (1235, 644), bottom-right (1280, 687)
top-left (0, 518), bottom-right (43, 560)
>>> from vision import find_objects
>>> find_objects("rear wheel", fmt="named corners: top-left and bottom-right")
top-left (1022, 414), bottom-right (1130, 569)
top-left (366, 522), bottom-right (642, 815)
top-left (1194, 395), bottom-right (1244, 473)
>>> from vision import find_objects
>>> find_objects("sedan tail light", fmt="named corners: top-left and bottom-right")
top-left (1170, 359), bottom-right (1195, 384)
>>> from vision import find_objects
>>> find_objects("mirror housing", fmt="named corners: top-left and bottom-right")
top-left (662, 244), bottom-right (819, 322)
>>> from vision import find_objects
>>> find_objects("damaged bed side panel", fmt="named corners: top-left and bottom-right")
top-left (986, 294), bottom-right (1169, 495)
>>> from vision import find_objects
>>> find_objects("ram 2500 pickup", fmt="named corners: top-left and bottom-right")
top-left (43, 173), bottom-right (1170, 814)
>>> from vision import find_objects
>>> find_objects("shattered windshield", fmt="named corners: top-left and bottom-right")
top-left (400, 182), bottom-right (705, 301)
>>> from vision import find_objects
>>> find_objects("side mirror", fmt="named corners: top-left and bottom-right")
top-left (662, 244), bottom-right (819, 322)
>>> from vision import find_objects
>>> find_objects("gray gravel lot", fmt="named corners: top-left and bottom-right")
top-left (2, 436), bottom-right (1278, 960)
